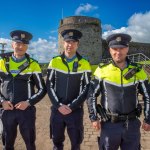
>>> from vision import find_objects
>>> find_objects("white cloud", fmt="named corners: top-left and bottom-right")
top-left (0, 37), bottom-right (58, 63)
top-left (102, 11), bottom-right (150, 43)
top-left (102, 24), bottom-right (115, 31)
top-left (49, 36), bottom-right (57, 41)
top-left (0, 38), bottom-right (12, 51)
top-left (29, 38), bottom-right (58, 63)
top-left (75, 3), bottom-right (98, 15)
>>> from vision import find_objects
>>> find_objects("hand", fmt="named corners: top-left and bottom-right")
top-left (58, 105), bottom-right (72, 115)
top-left (142, 122), bottom-right (150, 131)
top-left (92, 120), bottom-right (101, 131)
top-left (2, 101), bottom-right (14, 110)
top-left (15, 101), bottom-right (30, 110)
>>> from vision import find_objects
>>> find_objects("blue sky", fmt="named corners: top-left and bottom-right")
top-left (0, 0), bottom-right (150, 63)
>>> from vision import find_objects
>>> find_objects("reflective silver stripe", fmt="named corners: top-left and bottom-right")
top-left (85, 71), bottom-right (89, 84)
top-left (20, 71), bottom-right (41, 75)
top-left (36, 73), bottom-right (42, 89)
top-left (135, 83), bottom-right (139, 105)
top-left (30, 73), bottom-right (43, 99)
top-left (51, 85), bottom-right (59, 102)
top-left (49, 69), bottom-right (54, 80)
top-left (93, 79), bottom-right (101, 116)
top-left (28, 79), bottom-right (31, 98)
top-left (79, 74), bottom-right (84, 94)
top-left (49, 69), bottom-right (59, 102)
top-left (141, 80), bottom-right (150, 117)
top-left (31, 89), bottom-right (43, 99)
top-left (103, 81), bottom-right (108, 110)
top-left (48, 67), bottom-right (90, 75)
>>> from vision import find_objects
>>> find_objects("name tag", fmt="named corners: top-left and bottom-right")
top-left (10, 70), bottom-right (20, 74)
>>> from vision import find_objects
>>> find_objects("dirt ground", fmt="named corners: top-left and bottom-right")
top-left (0, 94), bottom-right (150, 150)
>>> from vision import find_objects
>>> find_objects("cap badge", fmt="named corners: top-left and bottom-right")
top-left (68, 32), bottom-right (73, 36)
top-left (116, 36), bottom-right (121, 42)
top-left (21, 34), bottom-right (25, 39)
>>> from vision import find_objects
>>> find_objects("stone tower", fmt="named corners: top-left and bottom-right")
top-left (58, 16), bottom-right (102, 65)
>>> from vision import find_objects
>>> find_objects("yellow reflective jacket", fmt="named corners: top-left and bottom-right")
top-left (46, 52), bottom-right (91, 111)
top-left (0, 53), bottom-right (46, 105)
top-left (87, 59), bottom-right (150, 124)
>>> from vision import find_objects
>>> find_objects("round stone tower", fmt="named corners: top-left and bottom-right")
top-left (58, 16), bottom-right (102, 65)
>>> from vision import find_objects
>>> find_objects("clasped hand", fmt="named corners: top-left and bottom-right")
top-left (58, 105), bottom-right (72, 115)
top-left (2, 101), bottom-right (30, 110)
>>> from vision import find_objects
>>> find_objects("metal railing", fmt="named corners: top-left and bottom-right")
top-left (127, 53), bottom-right (150, 63)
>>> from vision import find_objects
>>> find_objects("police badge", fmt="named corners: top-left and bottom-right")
top-left (21, 34), bottom-right (25, 39)
top-left (116, 36), bottom-right (121, 42)
top-left (68, 32), bottom-right (73, 36)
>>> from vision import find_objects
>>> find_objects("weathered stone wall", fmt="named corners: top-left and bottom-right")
top-left (129, 42), bottom-right (150, 56)
top-left (58, 16), bottom-right (102, 65)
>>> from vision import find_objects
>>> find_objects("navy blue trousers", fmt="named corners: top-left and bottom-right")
top-left (2, 106), bottom-right (36, 150)
top-left (99, 119), bottom-right (141, 150)
top-left (50, 107), bottom-right (84, 150)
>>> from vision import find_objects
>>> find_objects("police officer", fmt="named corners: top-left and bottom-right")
top-left (87, 33), bottom-right (150, 150)
top-left (0, 30), bottom-right (46, 150)
top-left (46, 29), bottom-right (91, 150)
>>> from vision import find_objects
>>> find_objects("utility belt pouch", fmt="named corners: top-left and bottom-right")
top-left (109, 113), bottom-right (119, 123)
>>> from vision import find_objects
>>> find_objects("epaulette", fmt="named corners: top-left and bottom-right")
top-left (98, 62), bottom-right (110, 68)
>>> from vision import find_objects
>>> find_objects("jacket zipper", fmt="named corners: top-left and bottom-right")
top-left (65, 71), bottom-right (70, 100)
top-left (12, 78), bottom-right (15, 104)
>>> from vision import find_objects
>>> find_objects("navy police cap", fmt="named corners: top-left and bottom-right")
top-left (61, 29), bottom-right (82, 41)
top-left (10, 30), bottom-right (33, 44)
top-left (106, 33), bottom-right (131, 48)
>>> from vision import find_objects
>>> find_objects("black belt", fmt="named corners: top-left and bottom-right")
top-left (108, 113), bottom-right (137, 123)
top-left (117, 114), bottom-right (137, 121)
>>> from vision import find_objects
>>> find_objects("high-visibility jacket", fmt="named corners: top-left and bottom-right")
top-left (87, 59), bottom-right (150, 124)
top-left (46, 52), bottom-right (91, 111)
top-left (0, 53), bottom-right (46, 105)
